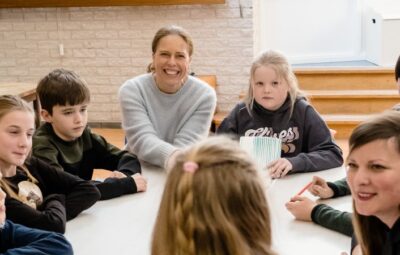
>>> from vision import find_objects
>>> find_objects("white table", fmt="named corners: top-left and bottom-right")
top-left (267, 166), bottom-right (352, 255)
top-left (65, 165), bottom-right (351, 255)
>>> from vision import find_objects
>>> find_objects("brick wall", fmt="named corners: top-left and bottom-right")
top-left (0, 0), bottom-right (253, 123)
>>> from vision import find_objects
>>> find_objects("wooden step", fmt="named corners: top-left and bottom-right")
top-left (294, 68), bottom-right (395, 90)
top-left (308, 89), bottom-right (400, 114)
top-left (323, 114), bottom-right (374, 139)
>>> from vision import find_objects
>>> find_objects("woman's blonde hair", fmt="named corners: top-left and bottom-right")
top-left (349, 110), bottom-right (400, 255)
top-left (152, 136), bottom-right (275, 255)
top-left (244, 50), bottom-right (304, 116)
top-left (0, 95), bottom-right (38, 205)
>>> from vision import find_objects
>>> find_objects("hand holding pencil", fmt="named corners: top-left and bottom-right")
top-left (308, 176), bottom-right (334, 199)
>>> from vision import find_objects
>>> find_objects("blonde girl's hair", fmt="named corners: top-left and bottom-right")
top-left (244, 50), bottom-right (304, 117)
top-left (0, 95), bottom-right (38, 205)
top-left (151, 136), bottom-right (276, 255)
top-left (348, 110), bottom-right (400, 255)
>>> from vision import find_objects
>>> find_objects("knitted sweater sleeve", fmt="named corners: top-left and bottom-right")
top-left (171, 85), bottom-right (217, 148)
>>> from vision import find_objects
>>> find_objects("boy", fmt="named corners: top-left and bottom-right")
top-left (33, 68), bottom-right (147, 200)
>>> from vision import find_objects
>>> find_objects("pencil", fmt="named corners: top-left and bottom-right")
top-left (296, 181), bottom-right (313, 196)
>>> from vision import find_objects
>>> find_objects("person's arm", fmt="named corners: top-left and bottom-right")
top-left (5, 195), bottom-right (67, 233)
top-left (93, 177), bottom-right (137, 200)
top-left (327, 177), bottom-right (351, 197)
top-left (171, 88), bottom-right (216, 149)
top-left (119, 79), bottom-right (179, 167)
top-left (89, 131), bottom-right (141, 176)
top-left (311, 204), bottom-right (353, 237)
top-left (29, 158), bottom-right (100, 222)
top-left (1, 220), bottom-right (73, 255)
top-left (287, 105), bottom-right (344, 172)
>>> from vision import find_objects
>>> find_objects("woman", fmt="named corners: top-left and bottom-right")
top-left (119, 25), bottom-right (217, 169)
top-left (346, 110), bottom-right (400, 255)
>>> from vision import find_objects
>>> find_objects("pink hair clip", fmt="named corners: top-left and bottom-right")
top-left (183, 161), bottom-right (198, 173)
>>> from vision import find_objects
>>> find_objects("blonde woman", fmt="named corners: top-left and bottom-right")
top-left (152, 136), bottom-right (276, 255)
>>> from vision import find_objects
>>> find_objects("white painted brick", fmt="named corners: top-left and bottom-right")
top-left (81, 22), bottom-right (105, 30)
top-left (83, 58), bottom-right (108, 67)
top-left (16, 41), bottom-right (38, 49)
top-left (107, 40), bottom-right (131, 49)
top-left (83, 40), bottom-right (107, 49)
top-left (96, 30), bottom-right (118, 39)
top-left (48, 31), bottom-right (71, 40)
top-left (0, 23), bottom-right (13, 31)
top-left (73, 49), bottom-right (97, 58)
top-left (94, 11), bottom-right (117, 20)
top-left (59, 22), bottom-right (82, 30)
top-left (71, 31), bottom-right (96, 39)
top-left (105, 21), bottom-right (130, 30)
top-left (3, 32), bottom-right (26, 40)
top-left (96, 49), bottom-right (119, 58)
top-left (0, 59), bottom-right (16, 67)
top-left (7, 68), bottom-right (30, 76)
top-left (96, 67), bottom-right (121, 76)
top-left (23, 12), bottom-right (46, 21)
top-left (35, 22), bottom-right (58, 31)
top-left (216, 8), bottom-right (240, 18)
top-left (108, 58), bottom-right (132, 67)
top-left (0, 11), bottom-right (23, 20)
top-left (26, 49), bottom-right (51, 58)
top-left (69, 11), bottom-right (95, 20)
top-left (12, 23), bottom-right (35, 31)
top-left (16, 58), bottom-right (40, 66)
top-left (0, 41), bottom-right (16, 49)
top-left (27, 31), bottom-right (48, 40)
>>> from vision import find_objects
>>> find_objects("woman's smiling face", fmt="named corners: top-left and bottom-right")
top-left (152, 34), bottom-right (191, 94)
top-left (347, 138), bottom-right (400, 226)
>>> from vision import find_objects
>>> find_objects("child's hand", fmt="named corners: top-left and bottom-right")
top-left (285, 196), bottom-right (316, 221)
top-left (267, 158), bottom-right (292, 179)
top-left (131, 173), bottom-right (147, 192)
top-left (308, 176), bottom-right (334, 199)
top-left (109, 171), bottom-right (127, 179)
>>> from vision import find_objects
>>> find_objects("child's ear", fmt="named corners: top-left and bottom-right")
top-left (40, 109), bottom-right (52, 123)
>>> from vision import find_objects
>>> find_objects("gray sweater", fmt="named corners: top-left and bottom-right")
top-left (119, 74), bottom-right (217, 168)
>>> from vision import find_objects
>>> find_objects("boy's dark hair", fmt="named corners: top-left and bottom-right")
top-left (36, 68), bottom-right (90, 115)
top-left (396, 55), bottom-right (400, 81)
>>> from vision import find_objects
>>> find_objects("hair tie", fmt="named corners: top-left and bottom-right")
top-left (183, 161), bottom-right (198, 173)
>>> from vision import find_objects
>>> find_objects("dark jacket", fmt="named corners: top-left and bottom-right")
top-left (218, 97), bottom-right (343, 172)
top-left (0, 220), bottom-right (73, 254)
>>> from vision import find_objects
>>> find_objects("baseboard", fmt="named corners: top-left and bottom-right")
top-left (88, 122), bottom-right (122, 129)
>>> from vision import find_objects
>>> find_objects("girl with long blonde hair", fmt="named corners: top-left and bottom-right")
top-left (152, 136), bottom-right (276, 255)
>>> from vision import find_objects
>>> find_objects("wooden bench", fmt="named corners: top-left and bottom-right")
top-left (0, 82), bottom-right (41, 127)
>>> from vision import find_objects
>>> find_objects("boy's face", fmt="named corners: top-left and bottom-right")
top-left (42, 103), bottom-right (88, 141)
